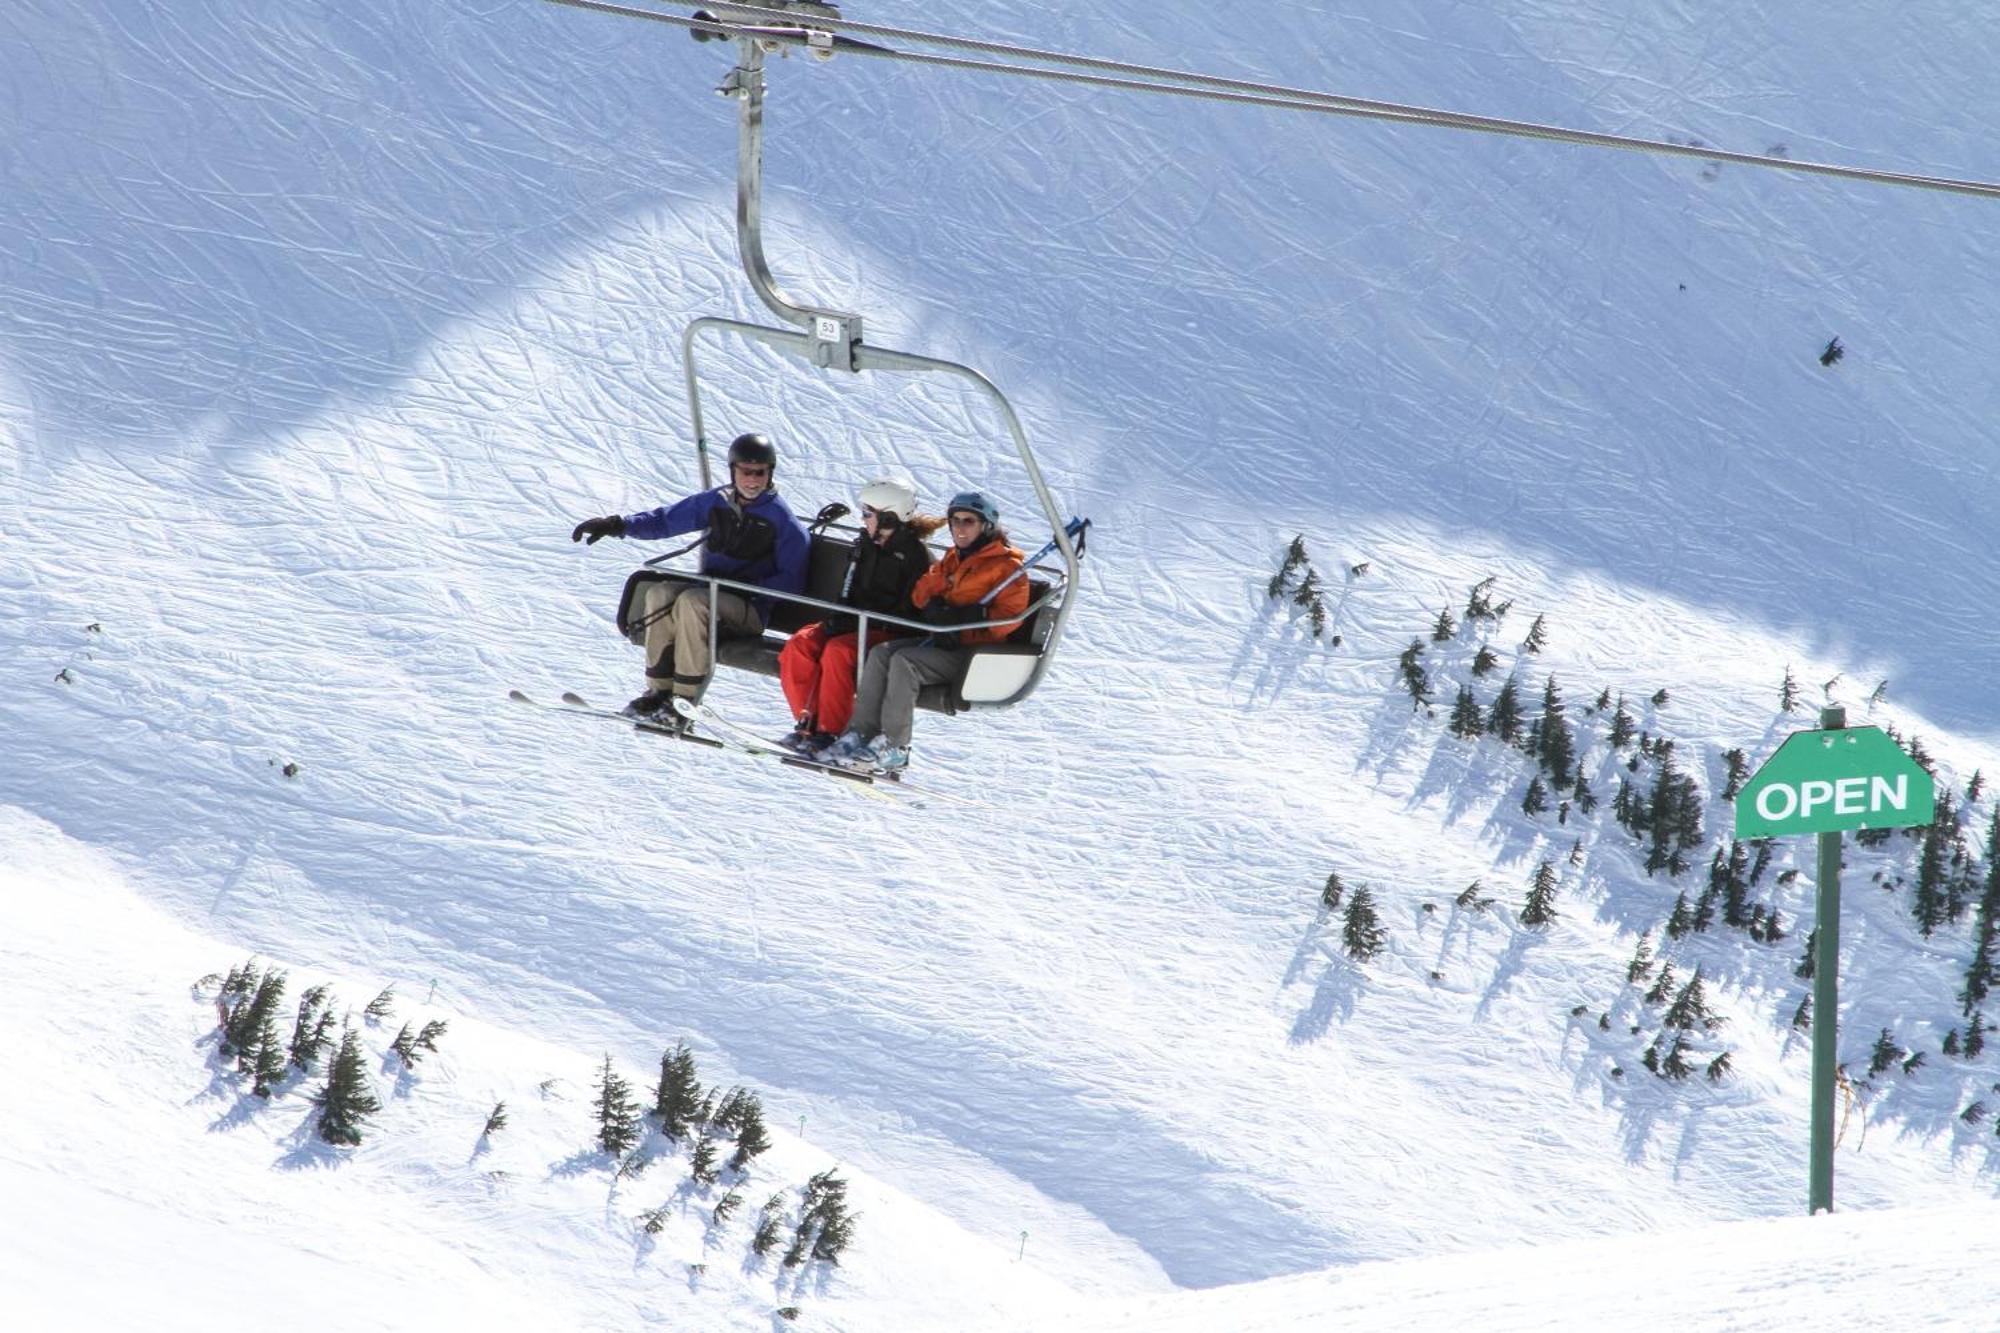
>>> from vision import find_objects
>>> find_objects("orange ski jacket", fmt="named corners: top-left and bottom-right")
top-left (910, 537), bottom-right (1029, 646)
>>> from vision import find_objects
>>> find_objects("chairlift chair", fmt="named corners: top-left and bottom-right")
top-left (638, 4), bottom-right (1086, 715)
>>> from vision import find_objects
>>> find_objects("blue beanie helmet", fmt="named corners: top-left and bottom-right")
top-left (946, 490), bottom-right (1000, 528)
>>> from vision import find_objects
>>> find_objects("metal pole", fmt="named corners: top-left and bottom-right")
top-left (1809, 704), bottom-right (1846, 1214)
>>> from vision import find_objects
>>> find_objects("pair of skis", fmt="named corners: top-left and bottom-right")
top-left (507, 690), bottom-right (973, 807)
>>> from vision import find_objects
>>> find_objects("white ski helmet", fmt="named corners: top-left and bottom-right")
top-left (857, 472), bottom-right (919, 522)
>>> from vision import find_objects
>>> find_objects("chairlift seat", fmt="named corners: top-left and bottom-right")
top-left (620, 532), bottom-right (1053, 713)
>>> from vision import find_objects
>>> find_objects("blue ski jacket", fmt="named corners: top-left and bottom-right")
top-left (623, 486), bottom-right (809, 625)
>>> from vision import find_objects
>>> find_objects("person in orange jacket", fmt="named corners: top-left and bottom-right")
top-left (822, 490), bottom-right (1028, 773)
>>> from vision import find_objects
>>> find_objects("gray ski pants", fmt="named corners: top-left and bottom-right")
top-left (632, 582), bottom-right (763, 697)
top-left (847, 637), bottom-right (966, 747)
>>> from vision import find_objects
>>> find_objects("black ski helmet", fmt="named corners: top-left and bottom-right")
top-left (727, 432), bottom-right (777, 471)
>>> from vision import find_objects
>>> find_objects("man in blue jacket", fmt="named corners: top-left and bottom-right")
top-left (571, 433), bottom-right (809, 721)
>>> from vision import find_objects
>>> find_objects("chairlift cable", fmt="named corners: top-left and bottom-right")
top-left (540, 0), bottom-right (2000, 202)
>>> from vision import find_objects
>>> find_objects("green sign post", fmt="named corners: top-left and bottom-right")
top-left (1735, 706), bottom-right (1935, 1215)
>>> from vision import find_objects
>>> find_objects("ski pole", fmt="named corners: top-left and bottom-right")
top-left (979, 516), bottom-right (1090, 605)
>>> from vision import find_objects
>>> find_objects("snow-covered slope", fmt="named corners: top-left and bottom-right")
top-left (5, 0), bottom-right (1999, 1326)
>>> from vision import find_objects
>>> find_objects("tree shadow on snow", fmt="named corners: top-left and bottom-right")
top-left (1290, 957), bottom-right (1367, 1044)
top-left (1473, 931), bottom-right (1533, 1022)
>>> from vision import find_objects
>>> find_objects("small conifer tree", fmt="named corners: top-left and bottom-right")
top-left (363, 986), bottom-right (396, 1023)
top-left (1706, 1051), bottom-right (1733, 1082)
top-left (288, 984), bottom-right (332, 1072)
top-left (1626, 931), bottom-right (1655, 984)
top-left (713, 1189), bottom-right (744, 1226)
top-left (1397, 639), bottom-right (1431, 708)
top-left (1465, 577), bottom-right (1499, 623)
top-left (1447, 686), bottom-right (1484, 740)
top-left (1521, 613), bottom-right (1548, 654)
top-left (1665, 893), bottom-right (1693, 939)
top-left (483, 1102), bottom-right (509, 1137)
top-left (729, 1101), bottom-right (773, 1172)
top-left (1720, 748), bottom-right (1750, 801)
top-left (314, 1025), bottom-right (382, 1146)
top-left (1867, 1029), bottom-right (1905, 1078)
top-left (752, 1194), bottom-right (788, 1257)
top-left (594, 1054), bottom-right (642, 1157)
top-left (390, 1022), bottom-right (422, 1068)
top-left (690, 1135), bottom-right (720, 1185)
top-left (1780, 666), bottom-right (1800, 713)
top-left (1471, 645), bottom-right (1500, 677)
top-left (1519, 860), bottom-right (1558, 928)
top-left (1320, 870), bottom-right (1345, 912)
top-left (1660, 1030), bottom-right (1693, 1081)
top-left (1608, 696), bottom-right (1636, 750)
top-left (1521, 775), bottom-right (1549, 816)
top-left (1432, 608), bottom-right (1457, 642)
top-left (1342, 886), bottom-right (1387, 960)
top-left (653, 1042), bottom-right (703, 1141)
top-left (1644, 961), bottom-right (1677, 1007)
top-left (1490, 677), bottom-right (1524, 744)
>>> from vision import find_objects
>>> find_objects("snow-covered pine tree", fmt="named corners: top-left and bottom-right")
top-left (1535, 676), bottom-right (1575, 785)
top-left (1521, 613), bottom-right (1548, 654)
top-left (1721, 841), bottom-right (1752, 929)
top-left (690, 1135), bottom-right (720, 1185)
top-left (653, 1041), bottom-right (703, 1141)
top-left (314, 1024), bottom-right (382, 1146)
top-left (1626, 931), bottom-right (1655, 984)
top-left (1521, 775), bottom-right (1549, 816)
top-left (1572, 770), bottom-right (1596, 815)
top-left (1644, 961), bottom-right (1678, 1007)
top-left (1471, 645), bottom-right (1500, 677)
top-left (1868, 1029), bottom-right (1906, 1078)
top-left (1608, 696), bottom-right (1636, 750)
top-left (1662, 966), bottom-right (1718, 1031)
top-left (752, 1193), bottom-right (788, 1257)
top-left (1720, 748), bottom-right (1750, 801)
top-left (1665, 892), bottom-right (1693, 939)
top-left (1267, 536), bottom-right (1308, 600)
top-left (390, 1022), bottom-right (421, 1067)
top-left (710, 1086), bottom-right (749, 1133)
top-left (1791, 993), bottom-right (1812, 1030)
top-left (1706, 1051), bottom-right (1733, 1082)
top-left (1320, 870), bottom-right (1345, 912)
top-left (1342, 885), bottom-right (1387, 961)
top-left (1520, 860), bottom-right (1559, 928)
top-left (249, 982), bottom-right (290, 1098)
top-left (729, 1100), bottom-right (773, 1172)
top-left (1397, 639), bottom-right (1431, 708)
top-left (1966, 1012), bottom-right (1987, 1059)
top-left (1490, 676), bottom-right (1523, 744)
top-left (237, 968), bottom-right (287, 1082)
top-left (1448, 686), bottom-right (1484, 739)
top-left (713, 1189), bottom-right (743, 1226)
top-left (1455, 880), bottom-right (1492, 910)
top-left (594, 1054), bottom-right (642, 1157)
top-left (1465, 576), bottom-right (1499, 623)
top-left (1660, 1030), bottom-right (1693, 1081)
top-left (801, 1169), bottom-right (855, 1265)
top-left (288, 984), bottom-right (332, 1072)
top-left (483, 1101), bottom-right (509, 1137)
top-left (363, 986), bottom-right (396, 1023)
top-left (1432, 608), bottom-right (1457, 642)
top-left (1913, 818), bottom-right (1952, 937)
top-left (1969, 770), bottom-right (1986, 805)
top-left (1795, 927), bottom-right (1818, 980)
top-left (1943, 1028), bottom-right (1962, 1056)
top-left (1780, 666), bottom-right (1800, 713)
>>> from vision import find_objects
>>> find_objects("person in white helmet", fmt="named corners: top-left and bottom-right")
top-left (775, 472), bottom-right (942, 753)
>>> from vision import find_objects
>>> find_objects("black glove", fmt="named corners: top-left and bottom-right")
top-left (571, 515), bottom-right (626, 545)
top-left (918, 599), bottom-right (967, 626)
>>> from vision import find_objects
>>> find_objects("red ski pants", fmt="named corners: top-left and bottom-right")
top-left (779, 623), bottom-right (903, 735)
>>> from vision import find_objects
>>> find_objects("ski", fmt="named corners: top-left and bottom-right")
top-left (508, 688), bottom-right (730, 750)
top-left (671, 698), bottom-right (985, 809)
top-left (507, 691), bottom-right (904, 803)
